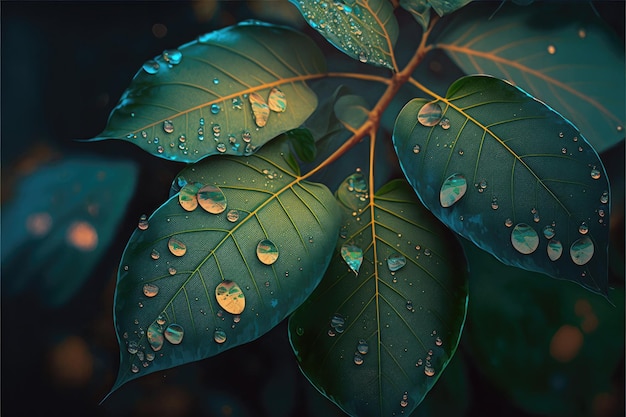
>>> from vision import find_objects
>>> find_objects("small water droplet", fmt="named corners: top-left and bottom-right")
top-left (162, 49), bottom-right (182, 65)
top-left (412, 144), bottom-right (421, 154)
top-left (542, 225), bottom-right (555, 239)
top-left (547, 239), bottom-right (563, 261)
top-left (213, 77), bottom-right (219, 85)
top-left (168, 267), bottom-right (177, 275)
top-left (212, 124), bottom-right (221, 138)
top-left (424, 366), bottom-right (435, 377)
top-left (157, 145), bottom-right (164, 154)
top-left (358, 51), bottom-right (367, 63)
top-left (268, 87), bottom-right (287, 112)
top-left (168, 236), bottom-right (187, 256)
top-left (600, 191), bottom-right (609, 204)
top-left (578, 222), bottom-right (589, 235)
top-left (353, 353), bottom-right (364, 365)
top-left (491, 197), bottom-right (499, 210)
top-left (249, 92), bottom-right (270, 127)
top-left (197, 184), bottom-right (227, 214)
top-left (417, 102), bottom-right (443, 127)
top-left (387, 253), bottom-right (407, 272)
top-left (138, 214), bottom-right (149, 230)
top-left (147, 322), bottom-right (164, 351)
top-left (400, 392), bottom-right (409, 407)
top-left (131, 364), bottom-right (139, 373)
top-left (424, 248), bottom-right (431, 256)
top-left (590, 168), bottom-right (601, 180)
top-left (439, 173), bottom-right (467, 207)
top-left (341, 244), bottom-right (363, 273)
top-left (561, 147), bottom-right (567, 154)
top-left (226, 209), bottom-right (240, 222)
top-left (150, 249), bottom-right (160, 260)
top-left (416, 358), bottom-right (423, 366)
top-left (210, 104), bottom-right (221, 115)
top-left (142, 59), bottom-right (160, 74)
top-left (435, 337), bottom-right (442, 346)
top-left (505, 218), bottom-right (513, 227)
top-left (216, 143), bottom-right (226, 153)
top-left (232, 97), bottom-right (243, 110)
top-left (215, 280), bottom-right (246, 315)
top-left (213, 328), bottom-right (227, 344)
top-left (570, 237), bottom-right (594, 265)
top-left (156, 315), bottom-right (166, 325)
top-left (163, 120), bottom-right (174, 134)
top-left (242, 130), bottom-right (252, 142)
top-left (547, 45), bottom-right (556, 54)
top-left (511, 223), bottom-right (539, 254)
top-left (439, 117), bottom-right (450, 129)
top-left (257, 239), bottom-right (279, 265)
top-left (406, 300), bottom-right (414, 311)
top-left (164, 324), bottom-right (184, 344)
top-left (533, 212), bottom-right (541, 223)
top-left (357, 339), bottom-right (369, 355)
top-left (143, 283), bottom-right (159, 297)
top-left (127, 340), bottom-right (139, 354)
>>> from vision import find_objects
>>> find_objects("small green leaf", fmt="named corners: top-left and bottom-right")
top-left (393, 75), bottom-right (610, 295)
top-left (285, 128), bottom-right (317, 163)
top-left (90, 21), bottom-right (326, 162)
top-left (108, 138), bottom-right (341, 397)
top-left (289, 177), bottom-right (468, 416)
top-left (399, 0), bottom-right (431, 31)
top-left (290, 0), bottom-right (399, 70)
top-left (1, 157), bottom-right (137, 307)
top-left (334, 94), bottom-right (370, 132)
top-left (435, 2), bottom-right (625, 152)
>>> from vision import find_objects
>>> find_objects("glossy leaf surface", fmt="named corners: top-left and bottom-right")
top-left (289, 178), bottom-right (468, 416)
top-left (334, 94), bottom-right (370, 132)
top-left (90, 21), bottom-right (326, 162)
top-left (110, 138), bottom-right (341, 396)
top-left (290, 0), bottom-right (399, 70)
top-left (1, 157), bottom-right (137, 307)
top-left (393, 75), bottom-right (610, 295)
top-left (435, 2), bottom-right (625, 152)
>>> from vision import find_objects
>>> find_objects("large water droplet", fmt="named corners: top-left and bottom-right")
top-left (257, 239), bottom-right (279, 265)
top-left (387, 253), bottom-right (407, 272)
top-left (341, 244), bottom-right (363, 273)
top-left (163, 120), bottom-right (174, 134)
top-left (143, 283), bottom-right (159, 298)
top-left (268, 87), bottom-right (287, 112)
top-left (511, 223), bottom-right (539, 254)
top-left (357, 339), bottom-right (369, 355)
top-left (179, 182), bottom-right (202, 212)
top-left (213, 328), bottom-right (227, 344)
top-left (417, 102), bottom-right (443, 127)
top-left (164, 324), bottom-right (184, 344)
top-left (249, 92), bottom-right (270, 127)
top-left (147, 322), bottom-right (164, 351)
top-left (142, 60), bottom-right (160, 74)
top-left (547, 239), bottom-right (563, 261)
top-left (570, 237), bottom-right (594, 265)
top-left (168, 236), bottom-right (187, 256)
top-left (162, 49), bottom-right (182, 65)
top-left (439, 173), bottom-right (467, 207)
top-left (197, 184), bottom-right (227, 214)
top-left (138, 214), bottom-right (149, 230)
top-left (215, 280), bottom-right (246, 315)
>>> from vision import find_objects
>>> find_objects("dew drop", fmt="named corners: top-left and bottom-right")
top-left (387, 253), bottom-right (407, 272)
top-left (406, 300), bottom-right (414, 311)
top-left (127, 340), bottom-right (138, 354)
top-left (242, 130), bottom-right (252, 142)
top-left (400, 392), bottom-right (409, 408)
top-left (547, 239), bottom-right (563, 261)
top-left (216, 143), bottom-right (226, 153)
top-left (424, 366), bottom-right (435, 377)
top-left (435, 337), bottom-right (443, 346)
top-left (226, 209), bottom-right (240, 223)
top-left (412, 144), bottom-right (421, 154)
top-left (215, 280), bottom-right (246, 315)
top-left (439, 118), bottom-right (450, 129)
top-left (197, 184), bottom-right (227, 214)
top-left (257, 239), bottom-right (279, 265)
top-left (143, 283), bottom-right (159, 298)
top-left (168, 236), bottom-right (187, 256)
top-left (163, 120), bottom-right (174, 134)
top-left (341, 244), bottom-right (363, 273)
top-left (439, 173), bottom-right (467, 208)
top-left (232, 97), bottom-right (243, 110)
top-left (210, 104), bottom-right (221, 115)
top-left (561, 147), bottom-right (567, 154)
top-left (590, 168), bottom-right (601, 180)
top-left (168, 267), bottom-right (177, 275)
top-left (330, 313), bottom-right (345, 332)
top-left (138, 214), bottom-right (149, 230)
top-left (491, 197), bottom-right (499, 210)
top-left (147, 322), bottom-right (164, 351)
top-left (131, 364), bottom-right (139, 373)
top-left (417, 102), bottom-right (443, 127)
top-left (150, 249), bottom-right (160, 260)
top-left (578, 222), bottom-right (589, 235)
top-left (504, 218), bottom-right (513, 228)
top-left (162, 49), bottom-right (182, 65)
top-left (600, 191), bottom-right (609, 204)
top-left (268, 87), bottom-right (287, 112)
top-left (179, 182), bottom-right (202, 211)
top-left (570, 237), bottom-right (594, 265)
top-left (157, 145), bottom-right (164, 154)
top-left (213, 328), bottom-right (227, 344)
top-left (353, 353), bottom-right (364, 365)
top-left (357, 339), bottom-right (369, 355)
top-left (511, 223), bottom-right (539, 254)
top-left (213, 77), bottom-right (219, 85)
top-left (156, 315), bottom-right (166, 325)
top-left (164, 324), bottom-right (184, 344)
top-left (542, 225), bottom-right (555, 239)
top-left (142, 59), bottom-right (160, 74)
top-left (212, 124), bottom-right (221, 138)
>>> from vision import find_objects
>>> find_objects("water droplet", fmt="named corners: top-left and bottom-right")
top-left (424, 248), bottom-right (431, 256)
top-left (216, 143), bottom-right (226, 153)
top-left (600, 191), bottom-right (609, 204)
top-left (417, 102), bottom-right (443, 127)
top-left (163, 120), bottom-right (174, 134)
top-left (249, 92), bottom-right (270, 127)
top-left (341, 244), bottom-right (363, 273)
top-left (162, 49), bottom-right (182, 65)
top-left (491, 197), bottom-right (499, 210)
top-left (578, 28), bottom-right (586, 38)
top-left (142, 59), bottom-right (160, 74)
top-left (127, 340), bottom-right (138, 354)
top-left (358, 51), bottom-right (367, 63)
top-left (505, 218), bottom-right (513, 228)
top-left (542, 225), bottom-right (555, 239)
top-left (143, 283), bottom-right (159, 297)
top-left (215, 280), bottom-right (246, 315)
top-left (156, 315), bottom-right (166, 325)
top-left (570, 237), bottom-right (594, 265)
top-left (533, 211), bottom-right (541, 223)
top-left (406, 300), bottom-right (414, 311)
top-left (547, 45), bottom-right (556, 54)
top-left (257, 239), bottom-right (279, 265)
top-left (439, 117), bottom-right (450, 129)
top-left (547, 239), bottom-right (563, 261)
top-left (210, 103), bottom-right (221, 114)
top-left (387, 253), bottom-right (407, 272)
top-left (412, 144), bottom-right (421, 154)
top-left (561, 147), bottom-right (567, 154)
top-left (590, 168), bottom-right (601, 180)
top-left (226, 209), bottom-right (240, 223)
top-left (511, 223), bottom-right (539, 254)
top-left (268, 87), bottom-right (287, 112)
top-left (168, 266), bottom-right (177, 275)
top-left (138, 214), bottom-right (149, 230)
top-left (330, 313), bottom-right (345, 332)
top-left (147, 322), bottom-right (164, 351)
top-left (213, 77), bottom-right (219, 85)
top-left (179, 182), bottom-right (202, 211)
top-left (212, 124), bottom-right (221, 138)
top-left (400, 392), bottom-right (409, 407)
top-left (213, 328), bottom-right (227, 344)
top-left (197, 184), bottom-right (227, 214)
top-left (131, 364), bottom-right (139, 373)
top-left (327, 329), bottom-right (336, 337)
top-left (150, 249), bottom-right (160, 260)
top-left (439, 173), bottom-right (467, 208)
top-left (357, 339), bottom-right (369, 355)
top-left (231, 97), bottom-right (243, 110)
top-left (164, 324), bottom-right (184, 344)
top-left (424, 366), bottom-right (435, 377)
top-left (168, 236), bottom-right (187, 256)
top-left (146, 352), bottom-right (155, 361)
top-left (242, 130), bottom-right (252, 142)
top-left (353, 353), bottom-right (364, 365)
top-left (435, 337), bottom-right (443, 346)
top-left (157, 145), bottom-right (164, 154)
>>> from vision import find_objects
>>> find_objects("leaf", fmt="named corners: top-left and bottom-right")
top-left (393, 75), bottom-right (611, 295)
top-left (463, 242), bottom-right (624, 417)
top-left (290, 0), bottom-right (399, 70)
top-left (108, 137), bottom-right (341, 397)
top-left (288, 177), bottom-right (468, 417)
top-left (1, 156), bottom-right (137, 307)
top-left (89, 21), bottom-right (326, 162)
top-left (399, 0), bottom-right (431, 31)
top-left (434, 2), bottom-right (625, 152)
top-left (334, 94), bottom-right (370, 132)
top-left (428, 0), bottom-right (473, 16)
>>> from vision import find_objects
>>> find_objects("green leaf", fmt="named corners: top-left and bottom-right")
top-left (428, 0), bottom-right (472, 16)
top-left (334, 94), bottom-right (370, 132)
top-left (90, 21), bottom-right (326, 162)
top-left (289, 177), bottom-right (468, 417)
top-left (290, 0), bottom-right (399, 70)
top-left (399, 0), bottom-right (431, 31)
top-left (435, 2), bottom-right (625, 152)
top-left (285, 128), bottom-right (317, 163)
top-left (393, 75), bottom-right (611, 295)
top-left (108, 138), bottom-right (341, 397)
top-left (1, 157), bottom-right (137, 307)
top-left (463, 242), bottom-right (624, 417)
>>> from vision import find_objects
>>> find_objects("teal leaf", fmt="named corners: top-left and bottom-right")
top-left (1, 157), bottom-right (137, 307)
top-left (463, 242), bottom-right (624, 417)
top-left (435, 2), bottom-right (625, 152)
top-left (428, 0), bottom-right (472, 16)
top-left (289, 178), bottom-right (468, 416)
top-left (90, 21), bottom-right (326, 162)
top-left (290, 0), bottom-right (399, 70)
top-left (334, 94), bottom-right (370, 132)
top-left (393, 75), bottom-right (610, 295)
top-left (108, 138), bottom-right (341, 397)
top-left (399, 0), bottom-right (431, 31)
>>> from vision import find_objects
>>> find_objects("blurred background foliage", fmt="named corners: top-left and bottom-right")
top-left (1, 1), bottom-right (623, 416)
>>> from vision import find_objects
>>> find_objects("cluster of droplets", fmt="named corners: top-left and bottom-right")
top-left (327, 313), bottom-right (345, 337)
top-left (296, 0), bottom-right (393, 69)
top-left (353, 338), bottom-right (369, 365)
